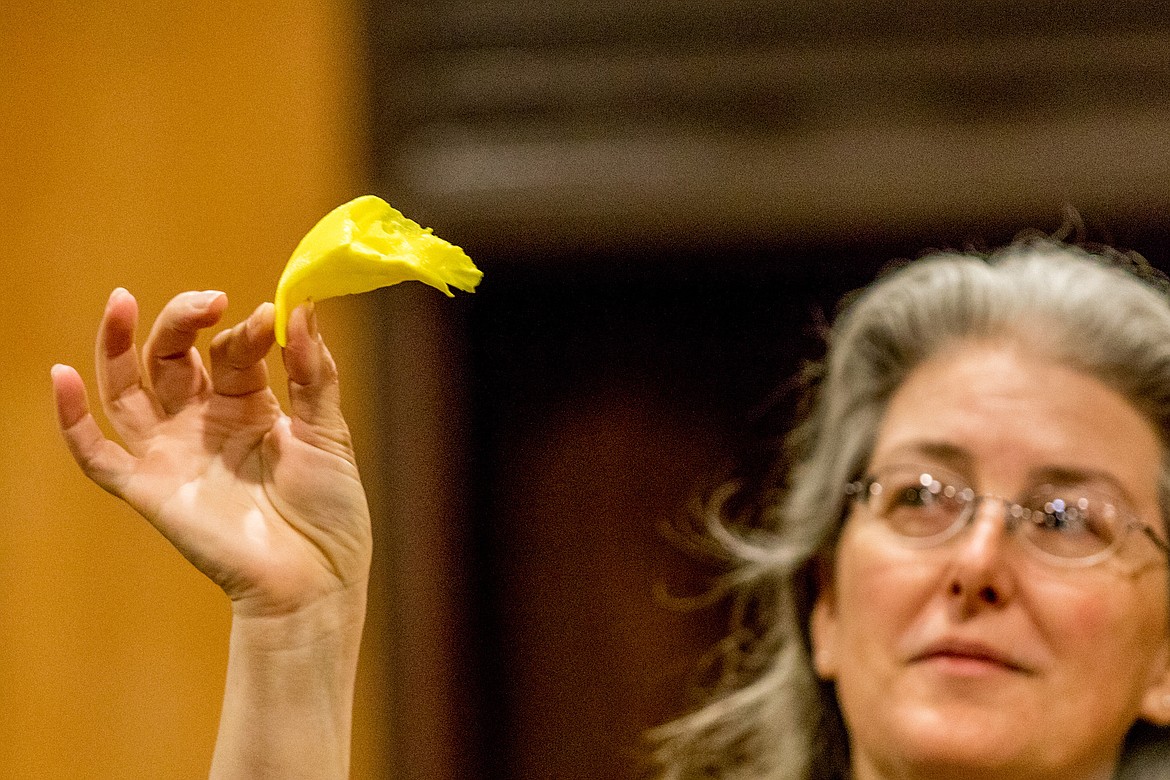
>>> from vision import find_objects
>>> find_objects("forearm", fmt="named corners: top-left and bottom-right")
top-left (209, 589), bottom-right (367, 780)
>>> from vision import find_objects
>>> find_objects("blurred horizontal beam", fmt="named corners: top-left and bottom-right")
top-left (407, 32), bottom-right (1170, 124)
top-left (388, 105), bottom-right (1170, 251)
top-left (389, 1), bottom-right (1170, 49)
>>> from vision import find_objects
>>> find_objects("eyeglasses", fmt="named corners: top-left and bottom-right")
top-left (845, 464), bottom-right (1170, 567)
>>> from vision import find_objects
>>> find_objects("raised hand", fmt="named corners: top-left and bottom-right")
top-left (51, 288), bottom-right (372, 618)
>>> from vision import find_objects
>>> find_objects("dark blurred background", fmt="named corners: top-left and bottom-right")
top-left (358, 2), bottom-right (1170, 779)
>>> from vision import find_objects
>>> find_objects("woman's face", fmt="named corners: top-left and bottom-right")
top-left (811, 341), bottom-right (1170, 780)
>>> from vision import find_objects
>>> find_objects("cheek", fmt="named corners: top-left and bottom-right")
top-left (1031, 573), bottom-right (1168, 677)
top-left (1066, 592), bottom-right (1113, 637)
top-left (833, 527), bottom-right (940, 648)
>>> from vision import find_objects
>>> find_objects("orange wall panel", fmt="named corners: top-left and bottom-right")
top-left (0, 2), bottom-right (385, 776)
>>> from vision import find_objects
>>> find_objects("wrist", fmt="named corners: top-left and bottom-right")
top-left (227, 584), bottom-right (367, 658)
top-left (211, 586), bottom-right (367, 779)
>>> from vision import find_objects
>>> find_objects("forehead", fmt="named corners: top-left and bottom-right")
top-left (870, 342), bottom-right (1163, 504)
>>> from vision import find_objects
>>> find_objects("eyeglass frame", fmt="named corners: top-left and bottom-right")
top-left (844, 464), bottom-right (1170, 568)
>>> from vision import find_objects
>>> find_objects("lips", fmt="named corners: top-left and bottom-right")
top-left (911, 638), bottom-right (1034, 674)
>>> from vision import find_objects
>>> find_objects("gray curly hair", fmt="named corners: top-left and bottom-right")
top-left (649, 239), bottom-right (1170, 780)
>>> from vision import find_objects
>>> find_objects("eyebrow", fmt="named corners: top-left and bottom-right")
top-left (873, 441), bottom-right (972, 472)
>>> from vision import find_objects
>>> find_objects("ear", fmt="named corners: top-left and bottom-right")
top-left (809, 571), bottom-right (840, 681)
top-left (1139, 640), bottom-right (1170, 726)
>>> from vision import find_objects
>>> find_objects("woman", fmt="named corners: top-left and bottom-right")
top-left (53, 239), bottom-right (1170, 779)
top-left (52, 291), bottom-right (370, 779)
top-left (651, 240), bottom-right (1170, 779)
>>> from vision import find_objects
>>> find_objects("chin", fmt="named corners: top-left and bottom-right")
top-left (868, 707), bottom-right (1116, 780)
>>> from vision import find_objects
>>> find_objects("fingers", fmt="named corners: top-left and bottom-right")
top-left (283, 303), bottom-right (349, 439)
top-left (209, 301), bottom-right (276, 396)
top-left (95, 288), bottom-right (167, 442)
top-left (52, 363), bottom-right (136, 497)
top-left (95, 287), bottom-right (142, 402)
top-left (143, 290), bottom-right (228, 414)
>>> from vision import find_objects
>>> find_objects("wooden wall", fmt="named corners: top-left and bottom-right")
top-left (0, 2), bottom-right (388, 776)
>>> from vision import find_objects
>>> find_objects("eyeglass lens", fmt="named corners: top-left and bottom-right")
top-left (851, 466), bottom-right (1133, 563)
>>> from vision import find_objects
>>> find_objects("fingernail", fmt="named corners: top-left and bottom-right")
top-left (305, 300), bottom-right (318, 338)
top-left (243, 302), bottom-right (272, 339)
top-left (193, 290), bottom-right (225, 311)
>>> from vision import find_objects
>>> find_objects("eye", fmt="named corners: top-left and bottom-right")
top-left (871, 471), bottom-right (967, 538)
top-left (1021, 491), bottom-right (1121, 558)
top-left (878, 472), bottom-right (959, 505)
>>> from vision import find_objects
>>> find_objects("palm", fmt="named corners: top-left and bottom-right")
top-left (53, 290), bottom-right (371, 617)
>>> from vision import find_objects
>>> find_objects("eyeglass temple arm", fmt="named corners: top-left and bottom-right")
top-left (1139, 524), bottom-right (1170, 558)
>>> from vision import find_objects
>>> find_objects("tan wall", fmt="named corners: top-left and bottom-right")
top-left (0, 2), bottom-right (386, 776)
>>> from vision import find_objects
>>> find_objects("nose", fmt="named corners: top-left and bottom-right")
top-left (947, 497), bottom-right (1016, 613)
